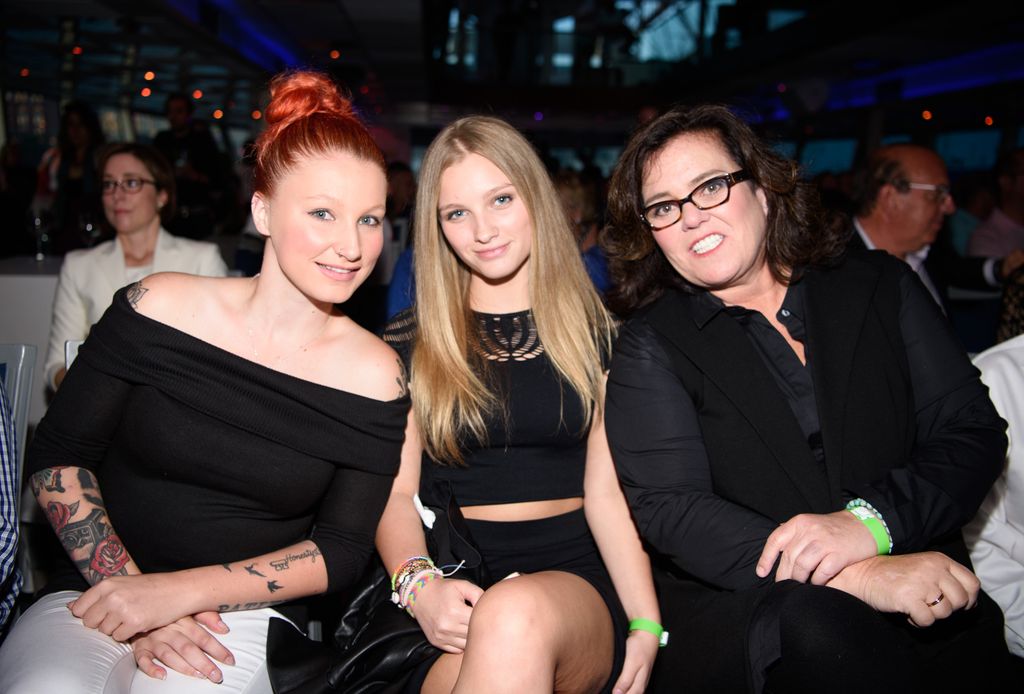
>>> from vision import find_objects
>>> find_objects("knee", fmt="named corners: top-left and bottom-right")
top-left (468, 579), bottom-right (555, 647)
top-left (776, 584), bottom-right (872, 658)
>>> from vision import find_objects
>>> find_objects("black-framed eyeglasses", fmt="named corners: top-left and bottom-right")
top-left (641, 170), bottom-right (751, 231)
top-left (891, 179), bottom-right (951, 203)
top-left (101, 177), bottom-right (156, 195)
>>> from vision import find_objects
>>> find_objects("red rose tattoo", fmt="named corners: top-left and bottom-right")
top-left (90, 535), bottom-right (129, 576)
top-left (45, 500), bottom-right (79, 533)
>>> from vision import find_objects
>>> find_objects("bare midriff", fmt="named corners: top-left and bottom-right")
top-left (460, 496), bottom-right (583, 521)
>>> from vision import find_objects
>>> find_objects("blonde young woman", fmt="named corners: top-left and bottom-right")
top-left (378, 116), bottom-right (661, 694)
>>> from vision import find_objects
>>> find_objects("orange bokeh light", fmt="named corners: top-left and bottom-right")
top-left (984, 116), bottom-right (994, 126)
top-left (192, 89), bottom-right (203, 100)
top-left (921, 110), bottom-right (933, 121)
top-left (329, 50), bottom-right (341, 60)
top-left (144, 71), bottom-right (155, 81)
top-left (140, 87), bottom-right (152, 97)
top-left (19, 68), bottom-right (30, 77)
top-left (72, 46), bottom-right (83, 55)
top-left (213, 109), bottom-right (224, 120)
top-left (252, 110), bottom-right (262, 120)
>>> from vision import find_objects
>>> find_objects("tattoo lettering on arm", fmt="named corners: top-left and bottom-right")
top-left (269, 547), bottom-right (322, 572)
top-left (217, 601), bottom-right (284, 612)
top-left (396, 358), bottom-right (409, 398)
top-left (59, 508), bottom-right (130, 583)
top-left (126, 281), bottom-right (148, 309)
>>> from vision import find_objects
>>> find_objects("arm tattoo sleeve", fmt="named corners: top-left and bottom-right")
top-left (30, 467), bottom-right (69, 496)
top-left (33, 467), bottom-right (133, 585)
top-left (59, 508), bottom-right (130, 583)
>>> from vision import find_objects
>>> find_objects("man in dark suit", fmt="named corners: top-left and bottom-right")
top-left (850, 144), bottom-right (1023, 309)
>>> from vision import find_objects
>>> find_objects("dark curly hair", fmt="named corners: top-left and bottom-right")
top-left (603, 104), bottom-right (848, 316)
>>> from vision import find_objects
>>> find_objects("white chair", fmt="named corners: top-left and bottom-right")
top-left (0, 345), bottom-right (36, 478)
top-left (64, 339), bottom-right (83, 373)
top-left (0, 345), bottom-right (37, 600)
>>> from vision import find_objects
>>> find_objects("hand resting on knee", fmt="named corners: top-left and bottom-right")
top-left (826, 551), bottom-right (980, 627)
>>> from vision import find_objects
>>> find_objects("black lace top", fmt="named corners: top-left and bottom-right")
top-left (383, 308), bottom-right (591, 506)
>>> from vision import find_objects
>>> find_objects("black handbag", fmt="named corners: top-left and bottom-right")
top-left (268, 482), bottom-right (492, 694)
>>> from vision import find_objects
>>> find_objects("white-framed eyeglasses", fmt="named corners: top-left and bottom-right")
top-left (893, 180), bottom-right (951, 203)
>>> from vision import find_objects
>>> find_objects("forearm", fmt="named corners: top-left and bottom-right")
top-left (375, 490), bottom-right (430, 577)
top-left (585, 488), bottom-right (659, 622)
top-left (625, 485), bottom-right (776, 590)
top-left (376, 411), bottom-right (430, 577)
top-left (31, 466), bottom-right (140, 584)
top-left (584, 413), bottom-right (659, 621)
top-left (170, 540), bottom-right (329, 614)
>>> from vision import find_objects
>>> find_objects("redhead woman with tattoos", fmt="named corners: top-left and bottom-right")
top-left (0, 70), bottom-right (409, 693)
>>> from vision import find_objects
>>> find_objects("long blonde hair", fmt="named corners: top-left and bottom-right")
top-left (412, 116), bottom-right (614, 464)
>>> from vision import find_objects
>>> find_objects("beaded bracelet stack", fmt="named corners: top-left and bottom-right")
top-left (846, 497), bottom-right (893, 555)
top-left (391, 556), bottom-right (443, 616)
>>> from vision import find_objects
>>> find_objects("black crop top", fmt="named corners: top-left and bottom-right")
top-left (383, 308), bottom-right (591, 506)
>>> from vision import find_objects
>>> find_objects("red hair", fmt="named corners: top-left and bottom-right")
top-left (253, 70), bottom-right (385, 195)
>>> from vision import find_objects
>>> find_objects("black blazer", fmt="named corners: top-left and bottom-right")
top-left (606, 251), bottom-right (1006, 592)
top-left (847, 219), bottom-right (993, 306)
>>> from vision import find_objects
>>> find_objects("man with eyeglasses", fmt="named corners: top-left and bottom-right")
top-left (851, 144), bottom-right (1023, 314)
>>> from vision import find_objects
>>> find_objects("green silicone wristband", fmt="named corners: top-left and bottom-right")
top-left (847, 507), bottom-right (891, 555)
top-left (629, 618), bottom-right (669, 647)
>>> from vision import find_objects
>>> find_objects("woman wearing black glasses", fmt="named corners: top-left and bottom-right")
top-left (601, 104), bottom-right (1011, 693)
top-left (42, 143), bottom-right (226, 390)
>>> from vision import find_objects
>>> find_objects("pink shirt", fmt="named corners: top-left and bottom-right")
top-left (968, 208), bottom-right (1024, 258)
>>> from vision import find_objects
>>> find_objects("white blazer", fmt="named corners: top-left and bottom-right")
top-left (44, 229), bottom-right (228, 387)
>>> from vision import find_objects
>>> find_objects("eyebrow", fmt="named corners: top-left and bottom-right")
top-left (438, 181), bottom-right (514, 212)
top-left (643, 168), bottom-right (731, 207)
top-left (302, 194), bottom-right (385, 212)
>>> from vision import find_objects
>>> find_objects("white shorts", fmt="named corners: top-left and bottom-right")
top-left (0, 591), bottom-right (296, 694)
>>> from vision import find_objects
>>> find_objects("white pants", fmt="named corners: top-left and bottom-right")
top-left (0, 591), bottom-right (294, 694)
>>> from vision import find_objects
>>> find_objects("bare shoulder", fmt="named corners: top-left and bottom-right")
top-left (128, 272), bottom-right (232, 332)
top-left (321, 324), bottom-right (408, 402)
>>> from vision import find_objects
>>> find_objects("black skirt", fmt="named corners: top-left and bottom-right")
top-left (406, 508), bottom-right (628, 693)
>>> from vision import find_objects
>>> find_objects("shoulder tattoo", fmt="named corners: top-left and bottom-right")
top-left (396, 357), bottom-right (409, 398)
top-left (126, 281), bottom-right (148, 309)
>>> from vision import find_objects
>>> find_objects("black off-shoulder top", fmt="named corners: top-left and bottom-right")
top-left (28, 286), bottom-right (409, 598)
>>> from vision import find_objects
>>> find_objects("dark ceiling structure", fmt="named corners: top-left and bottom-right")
top-left (2, 1), bottom-right (1022, 163)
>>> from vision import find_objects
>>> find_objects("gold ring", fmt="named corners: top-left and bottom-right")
top-left (925, 593), bottom-right (945, 607)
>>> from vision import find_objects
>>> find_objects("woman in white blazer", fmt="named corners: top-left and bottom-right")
top-left (44, 143), bottom-right (227, 388)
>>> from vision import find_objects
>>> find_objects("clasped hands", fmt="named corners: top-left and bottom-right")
top-left (755, 511), bottom-right (979, 626)
top-left (70, 572), bottom-right (234, 682)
